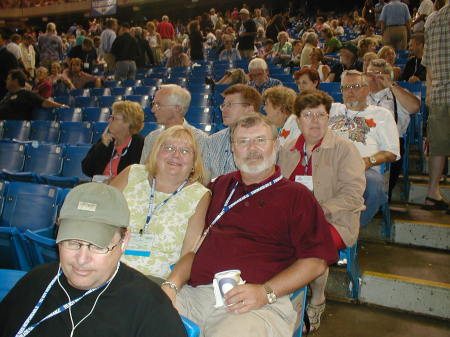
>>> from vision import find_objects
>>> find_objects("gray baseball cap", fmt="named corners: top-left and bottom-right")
top-left (56, 183), bottom-right (130, 248)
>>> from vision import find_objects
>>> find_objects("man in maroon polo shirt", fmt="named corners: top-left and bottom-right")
top-left (161, 114), bottom-right (337, 337)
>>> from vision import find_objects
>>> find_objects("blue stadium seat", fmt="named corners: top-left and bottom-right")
top-left (338, 244), bottom-right (360, 299)
top-left (91, 122), bottom-right (108, 143)
top-left (55, 107), bottom-right (82, 122)
top-left (190, 94), bottom-right (210, 107)
top-left (181, 316), bottom-right (200, 337)
top-left (290, 285), bottom-right (308, 337)
top-left (0, 180), bottom-right (8, 216)
top-left (0, 227), bottom-right (31, 270)
top-left (0, 268), bottom-right (27, 299)
top-left (32, 108), bottom-right (55, 120)
top-left (61, 145), bottom-right (91, 181)
top-left (122, 79), bottom-right (141, 87)
top-left (69, 88), bottom-right (88, 97)
top-left (140, 123), bottom-right (161, 136)
top-left (53, 95), bottom-right (72, 106)
top-left (30, 121), bottom-right (60, 143)
top-left (98, 95), bottom-right (122, 108)
top-left (0, 182), bottom-right (60, 232)
top-left (185, 107), bottom-right (212, 124)
top-left (59, 122), bottom-right (93, 145)
top-left (110, 87), bottom-right (133, 96)
top-left (1, 120), bottom-right (31, 141)
top-left (271, 74), bottom-right (294, 82)
top-left (90, 87), bottom-right (110, 97)
top-left (2, 143), bottom-right (64, 183)
top-left (319, 82), bottom-right (341, 93)
top-left (103, 80), bottom-right (120, 88)
top-left (124, 95), bottom-right (149, 107)
top-left (133, 86), bottom-right (156, 96)
top-left (0, 141), bottom-right (26, 172)
top-left (143, 107), bottom-right (156, 122)
top-left (24, 229), bottom-right (58, 267)
top-left (82, 107), bottom-right (110, 122)
top-left (164, 76), bottom-right (187, 87)
top-left (74, 96), bottom-right (96, 108)
top-left (142, 78), bottom-right (163, 87)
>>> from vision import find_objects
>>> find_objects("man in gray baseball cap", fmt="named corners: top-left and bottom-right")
top-left (0, 183), bottom-right (188, 337)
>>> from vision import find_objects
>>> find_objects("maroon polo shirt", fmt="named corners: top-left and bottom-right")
top-left (189, 166), bottom-right (338, 287)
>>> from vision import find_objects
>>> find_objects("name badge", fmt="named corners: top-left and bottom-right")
top-left (84, 62), bottom-right (90, 70)
top-left (295, 175), bottom-right (313, 191)
top-left (124, 232), bottom-right (153, 257)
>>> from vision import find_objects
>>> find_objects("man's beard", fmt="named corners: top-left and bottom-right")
top-left (235, 149), bottom-right (277, 175)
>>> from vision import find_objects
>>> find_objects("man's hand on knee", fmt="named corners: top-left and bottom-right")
top-left (224, 284), bottom-right (267, 314)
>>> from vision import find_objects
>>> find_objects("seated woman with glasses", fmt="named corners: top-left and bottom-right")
top-left (110, 125), bottom-right (210, 283)
top-left (278, 90), bottom-right (365, 333)
top-left (82, 100), bottom-right (145, 180)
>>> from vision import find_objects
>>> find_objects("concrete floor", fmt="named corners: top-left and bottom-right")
top-left (315, 300), bottom-right (450, 337)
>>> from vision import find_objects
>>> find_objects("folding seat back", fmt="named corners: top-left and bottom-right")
top-left (32, 108), bottom-right (55, 120)
top-left (74, 96), bottom-right (96, 108)
top-left (0, 141), bottom-right (26, 171)
top-left (0, 227), bottom-right (31, 270)
top-left (98, 95), bottom-right (121, 108)
top-left (185, 107), bottom-right (212, 124)
top-left (59, 122), bottom-right (93, 145)
top-left (24, 229), bottom-right (58, 267)
top-left (0, 182), bottom-right (60, 232)
top-left (55, 107), bottom-right (82, 122)
top-left (122, 79), bottom-right (141, 87)
top-left (30, 121), bottom-right (60, 143)
top-left (61, 145), bottom-right (91, 180)
top-left (53, 95), bottom-right (72, 107)
top-left (92, 122), bottom-right (108, 143)
top-left (143, 107), bottom-right (156, 122)
top-left (110, 87), bottom-right (132, 96)
top-left (142, 78), bottom-right (162, 87)
top-left (69, 88), bottom-right (88, 97)
top-left (82, 107), bottom-right (110, 122)
top-left (103, 80), bottom-right (120, 88)
top-left (2, 120), bottom-right (31, 141)
top-left (133, 86), bottom-right (156, 96)
top-left (90, 87), bottom-right (110, 97)
top-left (140, 123), bottom-right (161, 136)
top-left (0, 268), bottom-right (27, 299)
top-left (25, 143), bottom-right (63, 174)
top-left (124, 95), bottom-right (149, 108)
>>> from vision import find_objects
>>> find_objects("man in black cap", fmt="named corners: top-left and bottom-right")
top-left (326, 43), bottom-right (363, 82)
top-left (0, 183), bottom-right (187, 337)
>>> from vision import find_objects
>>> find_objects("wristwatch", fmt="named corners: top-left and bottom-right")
top-left (369, 156), bottom-right (377, 166)
top-left (263, 284), bottom-right (277, 304)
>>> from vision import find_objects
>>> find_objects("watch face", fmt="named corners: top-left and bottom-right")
top-left (267, 292), bottom-right (277, 304)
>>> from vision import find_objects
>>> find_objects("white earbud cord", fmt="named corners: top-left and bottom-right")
top-left (57, 262), bottom-right (120, 337)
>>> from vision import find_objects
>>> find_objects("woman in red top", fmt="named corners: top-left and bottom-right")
top-left (33, 66), bottom-right (53, 98)
top-left (278, 90), bottom-right (365, 333)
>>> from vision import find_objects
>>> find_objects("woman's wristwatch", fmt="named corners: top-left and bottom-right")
top-left (161, 281), bottom-right (179, 293)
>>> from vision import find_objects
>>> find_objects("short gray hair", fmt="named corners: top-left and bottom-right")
top-left (341, 70), bottom-right (368, 86)
top-left (159, 84), bottom-right (191, 115)
top-left (248, 58), bottom-right (268, 71)
top-left (230, 113), bottom-right (278, 140)
top-left (368, 58), bottom-right (394, 80)
top-left (304, 32), bottom-right (318, 44)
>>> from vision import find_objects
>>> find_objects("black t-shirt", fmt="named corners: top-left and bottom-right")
top-left (0, 262), bottom-right (187, 337)
top-left (68, 45), bottom-right (98, 74)
top-left (0, 89), bottom-right (44, 120)
top-left (400, 57), bottom-right (426, 82)
top-left (0, 47), bottom-right (19, 100)
top-left (238, 19), bottom-right (257, 50)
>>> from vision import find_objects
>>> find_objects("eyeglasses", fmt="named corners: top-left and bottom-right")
top-left (220, 102), bottom-right (250, 110)
top-left (108, 114), bottom-right (124, 121)
top-left (60, 239), bottom-right (122, 254)
top-left (233, 137), bottom-right (275, 147)
top-left (162, 144), bottom-right (193, 156)
top-left (340, 83), bottom-right (368, 91)
top-left (300, 111), bottom-right (329, 120)
top-left (151, 102), bottom-right (177, 110)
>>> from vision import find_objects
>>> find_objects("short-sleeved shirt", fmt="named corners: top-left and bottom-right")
top-left (330, 60), bottom-right (363, 82)
top-left (379, 0), bottom-right (411, 26)
top-left (247, 77), bottom-right (283, 94)
top-left (421, 5), bottom-right (450, 105)
top-left (189, 166), bottom-right (338, 286)
top-left (203, 127), bottom-right (237, 179)
top-left (329, 103), bottom-right (400, 172)
top-left (63, 69), bottom-right (98, 89)
top-left (38, 33), bottom-right (63, 61)
top-left (238, 19), bottom-right (257, 50)
top-left (325, 38), bottom-right (342, 52)
top-left (68, 45), bottom-right (97, 74)
top-left (278, 114), bottom-right (301, 146)
top-left (0, 89), bottom-right (44, 120)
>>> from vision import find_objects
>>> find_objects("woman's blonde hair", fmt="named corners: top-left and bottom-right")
top-left (262, 85), bottom-right (296, 115)
top-left (377, 45), bottom-right (396, 64)
top-left (112, 100), bottom-right (144, 135)
top-left (146, 125), bottom-right (205, 183)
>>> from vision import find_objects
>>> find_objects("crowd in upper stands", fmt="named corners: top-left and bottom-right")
top-left (0, 0), bottom-right (84, 9)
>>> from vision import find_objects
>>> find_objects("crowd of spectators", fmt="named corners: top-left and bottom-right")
top-left (0, 0), bottom-right (84, 8)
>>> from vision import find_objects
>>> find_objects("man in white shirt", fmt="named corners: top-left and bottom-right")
top-left (365, 58), bottom-right (420, 199)
top-left (329, 70), bottom-right (400, 226)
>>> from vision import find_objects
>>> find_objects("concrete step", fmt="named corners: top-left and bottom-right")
top-left (358, 241), bottom-right (450, 319)
top-left (408, 181), bottom-right (450, 204)
top-left (316, 300), bottom-right (450, 337)
top-left (360, 203), bottom-right (450, 251)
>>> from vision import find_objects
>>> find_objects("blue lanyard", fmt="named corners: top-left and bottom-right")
top-left (141, 177), bottom-right (188, 234)
top-left (195, 175), bottom-right (283, 250)
top-left (16, 268), bottom-right (111, 337)
top-left (108, 137), bottom-right (132, 177)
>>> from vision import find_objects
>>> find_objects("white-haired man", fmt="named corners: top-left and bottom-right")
top-left (0, 183), bottom-right (187, 337)
top-left (246, 58), bottom-right (282, 94)
top-left (140, 84), bottom-right (207, 164)
top-left (329, 70), bottom-right (400, 226)
top-left (38, 22), bottom-right (63, 69)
